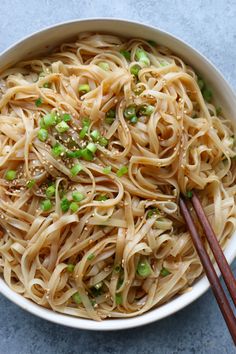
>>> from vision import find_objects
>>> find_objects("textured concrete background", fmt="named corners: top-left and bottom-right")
top-left (0, 1), bottom-right (236, 353)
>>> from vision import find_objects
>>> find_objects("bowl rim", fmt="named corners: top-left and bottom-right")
top-left (0, 17), bottom-right (236, 331)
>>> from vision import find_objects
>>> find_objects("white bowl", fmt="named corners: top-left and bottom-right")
top-left (0, 18), bottom-right (236, 331)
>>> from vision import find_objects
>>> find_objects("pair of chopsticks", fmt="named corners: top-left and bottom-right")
top-left (179, 191), bottom-right (236, 345)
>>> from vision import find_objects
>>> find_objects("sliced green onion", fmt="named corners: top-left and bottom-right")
top-left (72, 292), bottom-right (82, 304)
top-left (46, 185), bottom-right (55, 198)
top-left (160, 267), bottom-right (171, 277)
top-left (147, 40), bottom-right (156, 47)
top-left (186, 190), bottom-right (193, 198)
top-left (67, 264), bottom-right (75, 272)
top-left (202, 87), bottom-right (212, 102)
top-left (130, 64), bottom-right (141, 76)
top-left (197, 78), bottom-right (205, 90)
top-left (55, 113), bottom-right (62, 124)
top-left (41, 199), bottom-right (52, 212)
top-left (106, 108), bottom-right (116, 118)
top-left (62, 113), bottom-right (72, 122)
top-left (139, 105), bottom-right (155, 116)
top-left (197, 75), bottom-right (213, 103)
top-left (86, 142), bottom-right (97, 153)
top-left (114, 264), bottom-right (121, 273)
top-left (137, 260), bottom-right (151, 277)
top-left (72, 191), bottom-right (84, 202)
top-left (78, 84), bottom-right (90, 94)
top-left (135, 48), bottom-right (150, 66)
top-left (117, 278), bottom-right (124, 289)
top-left (91, 130), bottom-right (100, 141)
top-left (103, 166), bottom-right (111, 174)
top-left (26, 179), bottom-right (36, 188)
top-left (39, 118), bottom-right (46, 128)
top-left (43, 112), bottom-right (57, 127)
top-left (5, 170), bottom-right (17, 181)
top-left (70, 163), bottom-right (83, 176)
top-left (87, 253), bottom-right (95, 260)
top-left (147, 208), bottom-right (158, 218)
top-left (96, 194), bottom-right (108, 201)
top-left (79, 126), bottom-right (88, 139)
top-left (60, 197), bottom-right (70, 212)
top-left (35, 97), bottom-right (43, 107)
top-left (116, 166), bottom-right (128, 177)
top-left (134, 85), bottom-right (145, 96)
top-left (115, 293), bottom-right (122, 305)
top-left (37, 128), bottom-right (48, 142)
top-left (79, 118), bottom-right (90, 138)
top-left (70, 202), bottom-right (79, 213)
top-left (120, 50), bottom-right (131, 60)
top-left (105, 117), bottom-right (115, 124)
top-left (82, 118), bottom-right (90, 127)
top-left (55, 121), bottom-right (70, 133)
top-left (130, 116), bottom-right (138, 124)
top-left (99, 137), bottom-right (108, 147)
top-left (105, 108), bottom-right (116, 124)
top-left (124, 105), bottom-right (136, 119)
top-left (74, 150), bottom-right (82, 158)
top-left (98, 62), bottom-right (110, 71)
top-left (66, 151), bottom-right (77, 158)
top-left (91, 284), bottom-right (103, 297)
top-left (51, 143), bottom-right (65, 157)
top-left (80, 148), bottom-right (94, 161)
top-left (43, 82), bottom-right (51, 88)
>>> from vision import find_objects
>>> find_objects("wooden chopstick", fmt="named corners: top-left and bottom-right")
top-left (179, 195), bottom-right (236, 345)
top-left (191, 191), bottom-right (236, 307)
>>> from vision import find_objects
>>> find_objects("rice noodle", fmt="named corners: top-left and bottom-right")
top-left (0, 33), bottom-right (236, 320)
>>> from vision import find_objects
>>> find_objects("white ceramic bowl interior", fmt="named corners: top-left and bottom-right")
top-left (0, 18), bottom-right (236, 331)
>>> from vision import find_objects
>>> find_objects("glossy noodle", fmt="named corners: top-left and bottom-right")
top-left (0, 33), bottom-right (236, 320)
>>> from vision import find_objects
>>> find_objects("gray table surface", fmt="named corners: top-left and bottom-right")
top-left (0, 1), bottom-right (236, 353)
